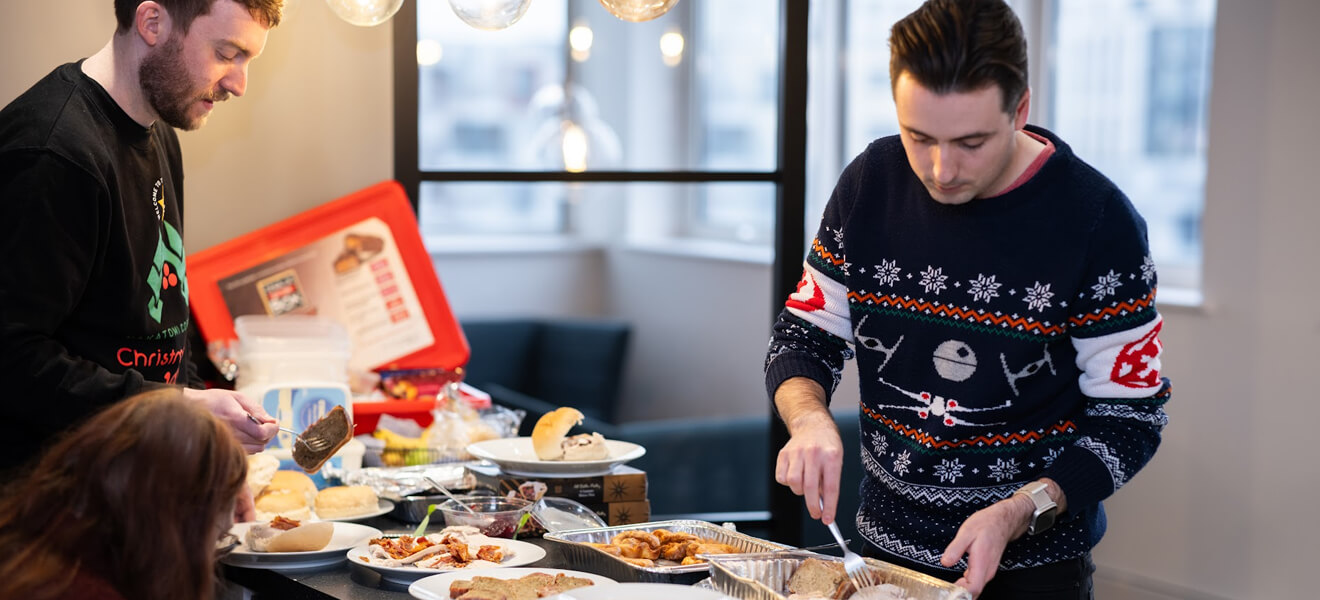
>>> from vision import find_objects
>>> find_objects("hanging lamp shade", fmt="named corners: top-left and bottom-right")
top-left (448, 0), bottom-right (534, 30)
top-left (325, 0), bottom-right (405, 26)
top-left (597, 0), bottom-right (679, 22)
top-left (522, 84), bottom-right (621, 172)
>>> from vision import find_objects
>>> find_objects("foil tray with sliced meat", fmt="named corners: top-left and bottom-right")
top-left (543, 519), bottom-right (792, 585)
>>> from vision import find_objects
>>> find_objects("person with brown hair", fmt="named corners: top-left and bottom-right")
top-left (0, 387), bottom-right (248, 600)
top-left (768, 1), bottom-right (1170, 597)
top-left (0, 0), bottom-right (285, 478)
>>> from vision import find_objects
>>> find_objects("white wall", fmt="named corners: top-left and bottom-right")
top-left (0, 0), bottom-right (394, 253)
top-left (1092, 1), bottom-right (1320, 598)
top-left (6, 1), bottom-right (1319, 597)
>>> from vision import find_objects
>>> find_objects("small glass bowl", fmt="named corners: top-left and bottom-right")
top-left (438, 496), bottom-right (532, 538)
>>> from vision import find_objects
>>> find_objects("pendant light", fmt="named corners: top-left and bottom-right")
top-left (325, 0), bottom-right (405, 26)
top-left (522, 15), bottom-right (620, 172)
top-left (447, 0), bottom-right (534, 30)
top-left (597, 0), bottom-right (679, 22)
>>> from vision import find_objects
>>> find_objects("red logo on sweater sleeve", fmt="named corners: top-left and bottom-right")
top-left (786, 271), bottom-right (827, 312)
top-left (1110, 320), bottom-right (1162, 388)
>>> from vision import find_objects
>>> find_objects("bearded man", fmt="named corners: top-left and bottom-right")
top-left (0, 0), bottom-right (284, 488)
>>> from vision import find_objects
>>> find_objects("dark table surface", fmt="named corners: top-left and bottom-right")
top-left (221, 516), bottom-right (588, 600)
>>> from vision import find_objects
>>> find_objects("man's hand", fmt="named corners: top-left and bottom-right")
top-left (182, 387), bottom-right (277, 452)
top-left (941, 478), bottom-right (1066, 598)
top-left (774, 377), bottom-right (845, 524)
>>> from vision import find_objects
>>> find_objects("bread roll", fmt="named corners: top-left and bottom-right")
top-left (266, 470), bottom-right (318, 507)
top-left (254, 488), bottom-right (312, 522)
top-left (315, 485), bottom-right (379, 519)
top-left (531, 407), bottom-right (584, 460)
top-left (245, 521), bottom-right (334, 553)
top-left (246, 452), bottom-right (279, 497)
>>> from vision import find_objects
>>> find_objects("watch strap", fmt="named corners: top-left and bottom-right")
top-left (1014, 481), bottom-right (1058, 535)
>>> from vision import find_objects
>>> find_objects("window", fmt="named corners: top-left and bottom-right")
top-left (402, 0), bottom-right (782, 245)
top-left (398, 0), bottom-right (1214, 293)
top-left (1049, 0), bottom-right (1216, 291)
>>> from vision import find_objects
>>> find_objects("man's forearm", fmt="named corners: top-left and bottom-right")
top-left (774, 377), bottom-right (833, 434)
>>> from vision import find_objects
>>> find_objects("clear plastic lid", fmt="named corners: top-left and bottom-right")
top-left (234, 315), bottom-right (351, 355)
top-left (530, 496), bottom-right (608, 532)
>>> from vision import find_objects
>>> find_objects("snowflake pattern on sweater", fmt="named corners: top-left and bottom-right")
top-left (765, 126), bottom-right (1170, 572)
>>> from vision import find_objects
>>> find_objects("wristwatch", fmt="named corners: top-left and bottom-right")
top-left (1014, 481), bottom-right (1058, 535)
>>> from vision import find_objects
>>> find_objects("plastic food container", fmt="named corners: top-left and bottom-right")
top-left (705, 551), bottom-right (972, 600)
top-left (234, 315), bottom-right (352, 389)
top-left (542, 520), bottom-right (791, 585)
top-left (438, 496), bottom-right (532, 538)
top-left (530, 497), bottom-right (608, 532)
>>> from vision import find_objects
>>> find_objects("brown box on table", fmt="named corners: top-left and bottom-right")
top-left (589, 500), bottom-right (651, 526)
top-left (466, 463), bottom-right (647, 503)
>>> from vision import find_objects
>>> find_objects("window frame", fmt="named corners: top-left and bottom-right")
top-left (392, 0), bottom-right (808, 543)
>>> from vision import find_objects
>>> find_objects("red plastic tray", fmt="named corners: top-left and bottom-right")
top-left (188, 180), bottom-right (469, 373)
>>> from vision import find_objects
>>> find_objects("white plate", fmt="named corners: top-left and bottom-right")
top-left (544, 582), bottom-right (736, 600)
top-left (221, 521), bottom-right (382, 570)
top-left (319, 498), bottom-right (395, 522)
top-left (466, 438), bottom-right (646, 477)
top-left (347, 536), bottom-right (548, 585)
top-left (408, 567), bottom-right (617, 600)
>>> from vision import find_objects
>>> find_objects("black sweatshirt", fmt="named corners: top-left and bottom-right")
top-left (0, 62), bottom-right (200, 474)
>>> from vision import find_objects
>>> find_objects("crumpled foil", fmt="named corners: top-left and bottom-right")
top-left (328, 463), bottom-right (477, 500)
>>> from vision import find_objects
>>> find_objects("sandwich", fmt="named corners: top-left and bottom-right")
top-left (244, 516), bottom-right (334, 553)
top-left (530, 407), bottom-right (611, 461)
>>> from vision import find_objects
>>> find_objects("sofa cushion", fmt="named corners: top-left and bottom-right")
top-left (460, 320), bottom-right (540, 392)
top-left (528, 320), bottom-right (629, 424)
top-left (622, 415), bottom-right (770, 516)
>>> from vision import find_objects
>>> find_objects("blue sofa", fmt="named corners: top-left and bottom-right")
top-left (460, 318), bottom-right (863, 547)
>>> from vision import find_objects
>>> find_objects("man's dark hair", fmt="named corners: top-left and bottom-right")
top-left (889, 0), bottom-right (1028, 113)
top-left (114, 0), bottom-right (283, 34)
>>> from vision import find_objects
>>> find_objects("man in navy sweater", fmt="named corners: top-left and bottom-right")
top-left (766, 1), bottom-right (1170, 598)
top-left (0, 0), bottom-right (284, 483)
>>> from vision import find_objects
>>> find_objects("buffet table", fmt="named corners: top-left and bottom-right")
top-left (221, 516), bottom-right (570, 600)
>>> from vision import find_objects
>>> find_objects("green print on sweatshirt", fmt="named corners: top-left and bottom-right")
top-left (146, 219), bottom-right (187, 323)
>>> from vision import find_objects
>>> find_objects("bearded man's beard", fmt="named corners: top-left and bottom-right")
top-left (139, 35), bottom-right (227, 130)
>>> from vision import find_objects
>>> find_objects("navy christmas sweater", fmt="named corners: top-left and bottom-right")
top-left (765, 125), bottom-right (1171, 572)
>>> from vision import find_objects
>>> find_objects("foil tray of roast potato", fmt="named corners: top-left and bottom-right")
top-left (705, 551), bottom-right (972, 600)
top-left (543, 520), bottom-right (791, 585)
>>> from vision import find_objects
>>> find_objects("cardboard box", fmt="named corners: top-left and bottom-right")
top-left (467, 463), bottom-right (647, 504)
top-left (590, 500), bottom-right (651, 527)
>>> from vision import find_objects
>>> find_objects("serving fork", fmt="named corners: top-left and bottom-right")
top-left (820, 498), bottom-right (877, 591)
top-left (246, 413), bottom-right (332, 451)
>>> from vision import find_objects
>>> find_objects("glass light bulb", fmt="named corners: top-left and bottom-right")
top-left (325, 0), bottom-right (405, 26)
top-left (448, 0), bottom-right (533, 31)
top-left (597, 0), bottom-right (679, 23)
top-left (561, 122), bottom-right (589, 173)
top-left (522, 84), bottom-right (622, 172)
top-left (659, 30), bottom-right (684, 66)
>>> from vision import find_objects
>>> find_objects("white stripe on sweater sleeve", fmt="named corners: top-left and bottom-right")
top-left (784, 262), bottom-right (853, 341)
top-left (1073, 315), bottom-right (1164, 398)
